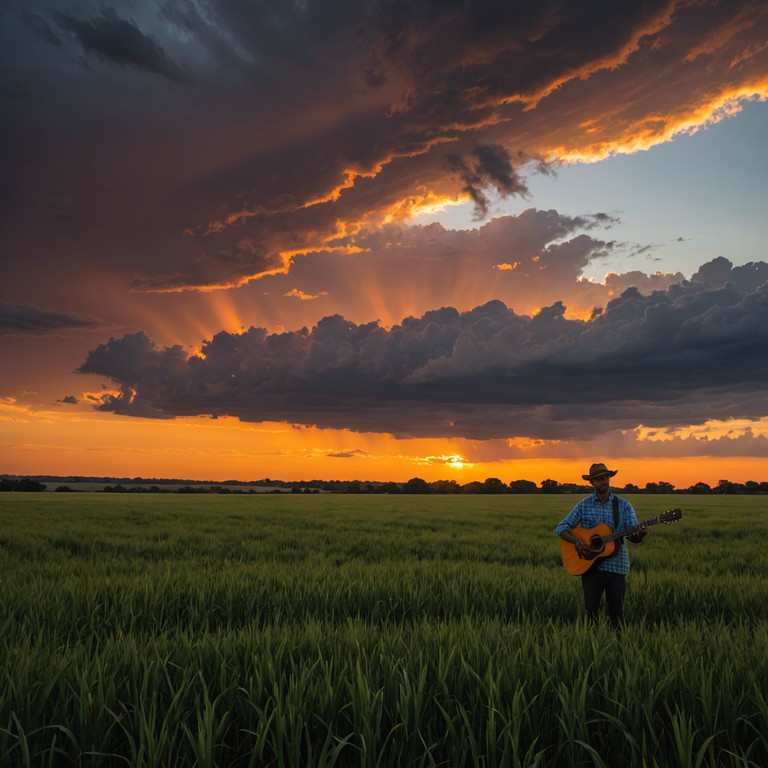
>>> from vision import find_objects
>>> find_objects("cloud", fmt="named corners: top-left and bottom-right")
top-left (284, 288), bottom-right (329, 301)
top-left (242, 209), bottom-right (670, 326)
top-left (77, 258), bottom-right (768, 440)
top-left (3, 0), bottom-right (766, 294)
top-left (48, 7), bottom-right (185, 81)
top-left (445, 144), bottom-right (528, 218)
top-left (327, 449), bottom-right (369, 459)
top-left (0, 302), bottom-right (106, 335)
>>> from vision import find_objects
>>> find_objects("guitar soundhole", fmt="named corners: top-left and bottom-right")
top-left (589, 535), bottom-right (604, 552)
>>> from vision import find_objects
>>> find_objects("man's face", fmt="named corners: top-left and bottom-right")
top-left (590, 473), bottom-right (611, 494)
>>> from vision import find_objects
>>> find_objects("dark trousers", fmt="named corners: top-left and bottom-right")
top-left (581, 569), bottom-right (626, 627)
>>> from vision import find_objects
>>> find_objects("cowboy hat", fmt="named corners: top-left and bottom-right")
top-left (582, 462), bottom-right (618, 481)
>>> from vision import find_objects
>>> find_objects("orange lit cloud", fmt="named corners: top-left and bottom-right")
top-left (550, 83), bottom-right (768, 163)
top-left (284, 288), bottom-right (329, 301)
top-left (508, 0), bottom-right (680, 110)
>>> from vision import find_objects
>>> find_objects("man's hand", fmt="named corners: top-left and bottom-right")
top-left (561, 531), bottom-right (589, 554)
top-left (627, 528), bottom-right (647, 544)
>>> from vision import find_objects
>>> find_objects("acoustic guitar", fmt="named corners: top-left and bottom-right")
top-left (560, 508), bottom-right (682, 575)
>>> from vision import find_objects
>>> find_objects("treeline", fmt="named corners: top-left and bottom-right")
top-left (2, 476), bottom-right (768, 494)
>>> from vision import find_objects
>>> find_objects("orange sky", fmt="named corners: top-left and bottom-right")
top-left (2, 402), bottom-right (765, 488)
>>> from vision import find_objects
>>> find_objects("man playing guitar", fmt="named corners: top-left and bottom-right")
top-left (556, 462), bottom-right (647, 627)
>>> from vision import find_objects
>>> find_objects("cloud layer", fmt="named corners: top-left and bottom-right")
top-left (3, 0), bottom-right (766, 295)
top-left (78, 257), bottom-right (768, 440)
top-left (0, 302), bottom-right (105, 335)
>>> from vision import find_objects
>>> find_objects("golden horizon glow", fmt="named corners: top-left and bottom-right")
top-left (2, 401), bottom-right (767, 488)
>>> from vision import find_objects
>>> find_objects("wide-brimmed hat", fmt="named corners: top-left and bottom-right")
top-left (582, 462), bottom-right (618, 481)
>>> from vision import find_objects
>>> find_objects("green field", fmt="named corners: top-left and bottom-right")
top-left (0, 493), bottom-right (766, 767)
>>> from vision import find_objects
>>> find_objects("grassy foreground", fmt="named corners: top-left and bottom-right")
top-left (0, 493), bottom-right (766, 767)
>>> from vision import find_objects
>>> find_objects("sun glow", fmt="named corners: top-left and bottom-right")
top-left (383, 192), bottom-right (469, 224)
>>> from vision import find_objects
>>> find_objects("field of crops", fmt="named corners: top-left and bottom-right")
top-left (0, 492), bottom-right (766, 767)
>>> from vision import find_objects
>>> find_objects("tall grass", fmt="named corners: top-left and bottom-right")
top-left (0, 493), bottom-right (766, 766)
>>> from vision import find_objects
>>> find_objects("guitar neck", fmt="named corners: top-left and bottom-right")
top-left (603, 515), bottom-right (661, 543)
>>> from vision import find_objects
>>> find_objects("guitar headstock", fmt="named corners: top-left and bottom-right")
top-left (659, 508), bottom-right (682, 523)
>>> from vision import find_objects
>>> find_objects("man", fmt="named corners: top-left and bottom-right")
top-left (556, 462), bottom-right (647, 627)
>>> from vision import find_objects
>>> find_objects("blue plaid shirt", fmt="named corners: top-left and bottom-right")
top-left (556, 492), bottom-right (639, 574)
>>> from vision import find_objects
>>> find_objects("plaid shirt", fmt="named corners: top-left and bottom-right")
top-left (556, 492), bottom-right (639, 574)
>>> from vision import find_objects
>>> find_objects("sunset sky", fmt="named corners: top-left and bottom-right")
top-left (2, 0), bottom-right (767, 488)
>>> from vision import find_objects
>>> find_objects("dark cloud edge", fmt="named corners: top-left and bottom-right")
top-left (0, 302), bottom-right (109, 335)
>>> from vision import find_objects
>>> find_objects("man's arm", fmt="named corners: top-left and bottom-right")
top-left (623, 500), bottom-right (647, 543)
top-left (559, 528), bottom-right (589, 552)
top-left (556, 504), bottom-right (588, 551)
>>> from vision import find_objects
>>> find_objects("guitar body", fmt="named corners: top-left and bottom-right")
top-left (560, 523), bottom-right (618, 575)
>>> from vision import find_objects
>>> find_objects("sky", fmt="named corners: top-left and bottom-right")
top-left (1, 0), bottom-right (768, 488)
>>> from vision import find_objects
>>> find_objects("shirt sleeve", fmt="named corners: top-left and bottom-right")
top-left (621, 498), bottom-right (639, 530)
top-left (556, 502), bottom-right (583, 536)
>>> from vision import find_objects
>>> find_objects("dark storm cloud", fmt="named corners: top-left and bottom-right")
top-left (78, 258), bottom-right (768, 439)
top-left (445, 144), bottom-right (528, 218)
top-left (48, 7), bottom-right (185, 81)
top-left (0, 302), bottom-right (105, 335)
top-left (22, 11), bottom-right (62, 47)
top-left (2, 0), bottom-right (766, 295)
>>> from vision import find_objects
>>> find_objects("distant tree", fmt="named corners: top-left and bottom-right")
top-left (55, 485), bottom-right (73, 492)
top-left (15, 478), bottom-right (46, 492)
top-left (0, 478), bottom-right (18, 492)
top-left (716, 479), bottom-right (740, 494)
top-left (379, 482), bottom-right (402, 494)
top-left (540, 479), bottom-right (560, 494)
top-left (688, 482), bottom-right (712, 495)
top-left (509, 479), bottom-right (538, 494)
top-left (460, 481), bottom-right (484, 494)
top-left (644, 482), bottom-right (659, 494)
top-left (622, 483), bottom-right (640, 494)
top-left (405, 477), bottom-right (430, 494)
top-left (346, 481), bottom-right (362, 494)
top-left (430, 479), bottom-right (461, 494)
top-left (482, 477), bottom-right (507, 494)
